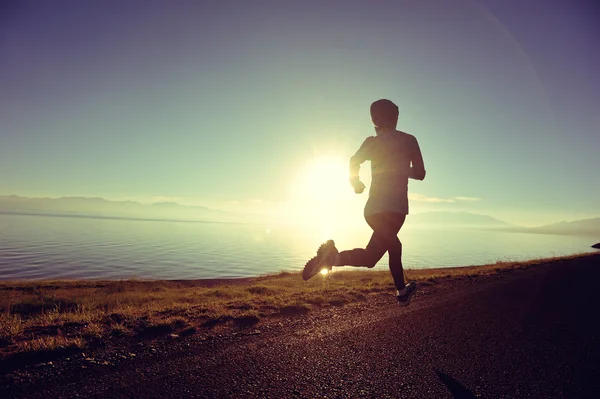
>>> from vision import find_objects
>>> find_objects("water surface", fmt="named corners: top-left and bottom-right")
top-left (0, 214), bottom-right (593, 280)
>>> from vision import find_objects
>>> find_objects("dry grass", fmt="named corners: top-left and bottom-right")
top-left (0, 314), bottom-right (24, 345)
top-left (1, 251), bottom-right (597, 363)
top-left (84, 322), bottom-right (104, 339)
top-left (109, 322), bottom-right (129, 337)
top-left (22, 336), bottom-right (85, 353)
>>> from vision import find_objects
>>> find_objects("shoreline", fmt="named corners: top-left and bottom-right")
top-left (1, 251), bottom-right (598, 372)
top-left (1, 250), bottom-right (596, 286)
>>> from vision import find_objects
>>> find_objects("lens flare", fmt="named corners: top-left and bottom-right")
top-left (320, 268), bottom-right (330, 276)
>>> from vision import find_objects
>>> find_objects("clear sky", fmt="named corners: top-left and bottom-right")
top-left (1, 0), bottom-right (598, 226)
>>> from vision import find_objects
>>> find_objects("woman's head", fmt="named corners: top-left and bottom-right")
top-left (370, 99), bottom-right (398, 129)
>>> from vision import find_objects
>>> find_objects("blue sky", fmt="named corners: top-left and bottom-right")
top-left (1, 0), bottom-right (598, 226)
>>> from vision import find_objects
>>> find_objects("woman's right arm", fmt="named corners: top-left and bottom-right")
top-left (349, 137), bottom-right (375, 193)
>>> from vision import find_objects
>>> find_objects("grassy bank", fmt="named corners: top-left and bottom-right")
top-left (1, 252), bottom-right (597, 364)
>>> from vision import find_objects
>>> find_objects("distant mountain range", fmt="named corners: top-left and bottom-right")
top-left (0, 195), bottom-right (255, 224)
top-left (407, 211), bottom-right (600, 237)
top-left (524, 218), bottom-right (600, 237)
top-left (406, 211), bottom-right (509, 227)
top-left (1, 196), bottom-right (598, 237)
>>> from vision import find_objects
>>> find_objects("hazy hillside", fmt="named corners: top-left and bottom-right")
top-left (0, 196), bottom-right (254, 224)
top-left (2, 197), bottom-right (597, 236)
top-left (406, 212), bottom-right (600, 237)
top-left (530, 218), bottom-right (600, 237)
top-left (406, 212), bottom-right (510, 228)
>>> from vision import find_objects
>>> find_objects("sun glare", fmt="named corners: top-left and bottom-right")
top-left (320, 268), bottom-right (330, 276)
top-left (293, 157), bottom-right (348, 201)
top-left (285, 156), bottom-right (365, 234)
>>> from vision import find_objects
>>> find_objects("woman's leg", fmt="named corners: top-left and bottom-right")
top-left (337, 212), bottom-right (406, 289)
top-left (385, 214), bottom-right (406, 291)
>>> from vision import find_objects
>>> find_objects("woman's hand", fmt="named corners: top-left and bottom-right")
top-left (350, 178), bottom-right (366, 194)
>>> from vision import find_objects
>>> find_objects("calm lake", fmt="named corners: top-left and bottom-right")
top-left (0, 213), bottom-right (594, 280)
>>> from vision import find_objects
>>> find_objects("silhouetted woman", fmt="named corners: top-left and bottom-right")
top-left (302, 99), bottom-right (426, 306)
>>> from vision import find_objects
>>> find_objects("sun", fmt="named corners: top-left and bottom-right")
top-left (293, 157), bottom-right (348, 202)
top-left (284, 155), bottom-right (364, 232)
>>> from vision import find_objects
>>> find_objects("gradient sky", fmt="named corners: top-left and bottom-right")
top-left (1, 0), bottom-right (598, 226)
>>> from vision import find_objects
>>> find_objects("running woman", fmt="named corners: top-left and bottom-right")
top-left (302, 99), bottom-right (426, 306)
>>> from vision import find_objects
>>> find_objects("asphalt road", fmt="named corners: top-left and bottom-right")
top-left (3, 254), bottom-right (600, 398)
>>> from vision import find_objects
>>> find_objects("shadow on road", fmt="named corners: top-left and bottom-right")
top-left (435, 369), bottom-right (477, 399)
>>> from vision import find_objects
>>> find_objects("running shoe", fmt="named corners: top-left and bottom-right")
top-left (396, 280), bottom-right (417, 306)
top-left (302, 240), bottom-right (338, 281)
